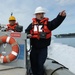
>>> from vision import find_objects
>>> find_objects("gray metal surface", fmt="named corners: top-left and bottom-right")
top-left (0, 32), bottom-right (27, 75)
top-left (0, 67), bottom-right (26, 75)
top-left (44, 59), bottom-right (75, 75)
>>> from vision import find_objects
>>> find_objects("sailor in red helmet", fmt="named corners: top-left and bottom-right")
top-left (25, 6), bottom-right (66, 75)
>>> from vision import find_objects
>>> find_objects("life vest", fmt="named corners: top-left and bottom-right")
top-left (7, 23), bottom-right (18, 32)
top-left (30, 17), bottom-right (52, 39)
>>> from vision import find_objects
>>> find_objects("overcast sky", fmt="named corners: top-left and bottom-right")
top-left (0, 0), bottom-right (75, 35)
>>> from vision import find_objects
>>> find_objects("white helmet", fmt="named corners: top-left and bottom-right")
top-left (34, 6), bottom-right (45, 14)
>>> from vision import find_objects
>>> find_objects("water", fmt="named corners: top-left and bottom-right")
top-left (48, 38), bottom-right (75, 74)
top-left (52, 37), bottom-right (75, 47)
top-left (48, 42), bottom-right (75, 74)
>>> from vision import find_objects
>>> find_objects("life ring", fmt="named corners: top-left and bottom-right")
top-left (0, 35), bottom-right (19, 63)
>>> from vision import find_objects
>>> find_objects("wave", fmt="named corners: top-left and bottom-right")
top-left (48, 40), bottom-right (75, 74)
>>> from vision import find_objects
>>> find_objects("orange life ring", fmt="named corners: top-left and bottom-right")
top-left (0, 35), bottom-right (19, 63)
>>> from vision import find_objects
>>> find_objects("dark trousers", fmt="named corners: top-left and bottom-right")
top-left (30, 47), bottom-right (47, 75)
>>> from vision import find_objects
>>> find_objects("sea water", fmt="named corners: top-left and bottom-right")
top-left (48, 37), bottom-right (75, 74)
top-left (52, 37), bottom-right (75, 47)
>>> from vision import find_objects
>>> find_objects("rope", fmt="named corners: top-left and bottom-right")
top-left (0, 67), bottom-right (23, 71)
top-left (46, 57), bottom-right (68, 75)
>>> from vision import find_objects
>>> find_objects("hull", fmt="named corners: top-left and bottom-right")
top-left (44, 58), bottom-right (75, 75)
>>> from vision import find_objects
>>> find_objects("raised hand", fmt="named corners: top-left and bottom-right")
top-left (59, 10), bottom-right (66, 16)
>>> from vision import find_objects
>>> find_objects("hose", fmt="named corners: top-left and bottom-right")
top-left (51, 67), bottom-right (68, 75)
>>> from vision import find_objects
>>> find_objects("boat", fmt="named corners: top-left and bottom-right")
top-left (0, 25), bottom-right (75, 75)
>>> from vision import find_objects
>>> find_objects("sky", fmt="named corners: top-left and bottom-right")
top-left (0, 0), bottom-right (75, 35)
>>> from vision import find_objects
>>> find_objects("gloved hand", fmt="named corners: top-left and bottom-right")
top-left (27, 34), bottom-right (32, 38)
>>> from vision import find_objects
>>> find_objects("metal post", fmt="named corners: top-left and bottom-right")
top-left (24, 33), bottom-right (27, 75)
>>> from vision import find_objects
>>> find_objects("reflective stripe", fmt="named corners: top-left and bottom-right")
top-left (11, 51), bottom-right (17, 56)
top-left (6, 37), bottom-right (10, 43)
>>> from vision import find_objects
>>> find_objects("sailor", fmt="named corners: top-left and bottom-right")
top-left (25, 6), bottom-right (66, 75)
top-left (6, 14), bottom-right (19, 32)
